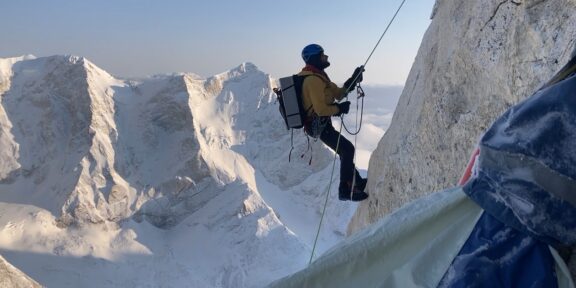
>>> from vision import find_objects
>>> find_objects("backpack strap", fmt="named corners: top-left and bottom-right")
top-left (300, 132), bottom-right (313, 165)
top-left (288, 129), bottom-right (295, 162)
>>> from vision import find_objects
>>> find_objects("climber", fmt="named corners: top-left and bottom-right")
top-left (298, 44), bottom-right (369, 201)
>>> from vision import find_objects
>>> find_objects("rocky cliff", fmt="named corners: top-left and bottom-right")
top-left (349, 0), bottom-right (576, 279)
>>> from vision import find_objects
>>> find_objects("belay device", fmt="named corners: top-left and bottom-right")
top-left (273, 75), bottom-right (308, 130)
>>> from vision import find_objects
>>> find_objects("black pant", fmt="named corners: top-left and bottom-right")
top-left (319, 123), bottom-right (362, 186)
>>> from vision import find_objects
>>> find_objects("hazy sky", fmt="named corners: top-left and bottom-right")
top-left (1, 1), bottom-right (435, 85)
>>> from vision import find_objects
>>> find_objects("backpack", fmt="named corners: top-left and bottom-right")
top-left (274, 75), bottom-right (313, 130)
top-left (273, 75), bottom-right (315, 163)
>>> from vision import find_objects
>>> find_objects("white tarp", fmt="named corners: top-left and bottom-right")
top-left (268, 187), bottom-right (574, 287)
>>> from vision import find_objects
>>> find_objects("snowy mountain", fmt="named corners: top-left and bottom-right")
top-left (0, 254), bottom-right (41, 288)
top-left (0, 55), bottom-right (385, 287)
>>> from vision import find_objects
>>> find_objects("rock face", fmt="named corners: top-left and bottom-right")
top-left (349, 0), bottom-right (576, 278)
top-left (0, 254), bottom-right (41, 288)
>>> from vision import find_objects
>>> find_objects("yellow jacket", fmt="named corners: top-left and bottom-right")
top-left (298, 70), bottom-right (347, 117)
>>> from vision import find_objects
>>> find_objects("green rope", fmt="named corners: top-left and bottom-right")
top-left (308, 121), bottom-right (343, 264)
top-left (307, 0), bottom-right (408, 265)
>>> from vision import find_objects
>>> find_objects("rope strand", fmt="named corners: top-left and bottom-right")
top-left (341, 85), bottom-right (366, 135)
top-left (363, 0), bottom-right (408, 68)
top-left (309, 120), bottom-right (343, 264)
top-left (307, 0), bottom-right (408, 265)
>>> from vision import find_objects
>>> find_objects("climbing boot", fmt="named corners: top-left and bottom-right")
top-left (355, 177), bottom-right (367, 192)
top-left (338, 182), bottom-right (369, 202)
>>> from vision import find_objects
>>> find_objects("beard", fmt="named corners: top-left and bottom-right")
top-left (320, 60), bottom-right (331, 69)
top-left (309, 56), bottom-right (330, 70)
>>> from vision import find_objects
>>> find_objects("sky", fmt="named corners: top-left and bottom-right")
top-left (0, 0), bottom-right (435, 86)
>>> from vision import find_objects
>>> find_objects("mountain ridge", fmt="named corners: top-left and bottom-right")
top-left (0, 54), bottom-right (357, 287)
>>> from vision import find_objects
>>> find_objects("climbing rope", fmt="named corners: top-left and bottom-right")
top-left (309, 123), bottom-right (343, 264)
top-left (363, 0), bottom-right (408, 68)
top-left (351, 86), bottom-right (364, 192)
top-left (308, 0), bottom-right (408, 264)
top-left (341, 85), bottom-right (366, 135)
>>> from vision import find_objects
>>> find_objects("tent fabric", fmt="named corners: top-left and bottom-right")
top-left (552, 247), bottom-right (576, 288)
top-left (444, 65), bottom-right (576, 288)
top-left (268, 188), bottom-right (574, 287)
top-left (464, 72), bottom-right (576, 247)
top-left (268, 187), bottom-right (484, 287)
top-left (438, 212), bottom-right (557, 288)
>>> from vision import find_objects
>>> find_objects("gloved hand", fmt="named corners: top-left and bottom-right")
top-left (335, 101), bottom-right (351, 116)
top-left (344, 66), bottom-right (365, 92)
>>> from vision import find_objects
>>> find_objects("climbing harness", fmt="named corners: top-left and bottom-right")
top-left (309, 0), bottom-right (409, 264)
top-left (305, 114), bottom-right (330, 138)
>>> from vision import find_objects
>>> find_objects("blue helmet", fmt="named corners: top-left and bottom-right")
top-left (301, 44), bottom-right (324, 63)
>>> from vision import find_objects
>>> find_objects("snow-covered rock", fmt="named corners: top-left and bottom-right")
top-left (0, 254), bottom-right (41, 288)
top-left (0, 56), bottom-right (357, 287)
